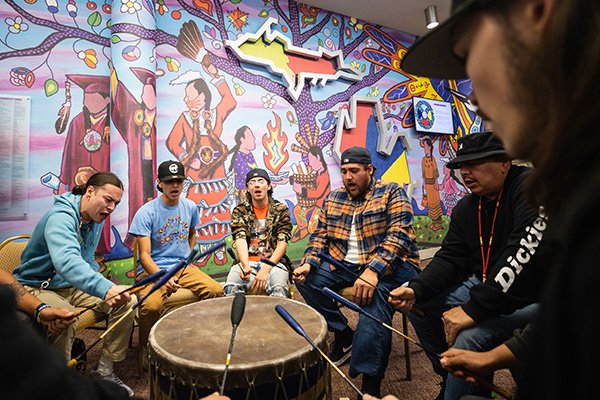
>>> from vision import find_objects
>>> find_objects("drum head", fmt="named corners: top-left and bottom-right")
top-left (148, 296), bottom-right (328, 390)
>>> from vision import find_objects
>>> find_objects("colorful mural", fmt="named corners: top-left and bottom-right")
top-left (0, 0), bottom-right (482, 282)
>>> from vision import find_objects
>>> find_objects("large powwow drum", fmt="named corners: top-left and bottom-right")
top-left (148, 296), bottom-right (331, 400)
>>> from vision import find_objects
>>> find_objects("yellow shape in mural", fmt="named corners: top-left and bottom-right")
top-left (382, 151), bottom-right (410, 187)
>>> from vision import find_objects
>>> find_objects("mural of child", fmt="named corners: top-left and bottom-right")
top-left (56, 74), bottom-right (111, 253)
top-left (112, 67), bottom-right (158, 227)
top-left (421, 136), bottom-right (443, 231)
top-left (167, 24), bottom-right (237, 265)
top-left (291, 145), bottom-right (331, 242)
top-left (228, 125), bottom-right (258, 202)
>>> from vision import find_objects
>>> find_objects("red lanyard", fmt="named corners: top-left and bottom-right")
top-left (478, 189), bottom-right (502, 282)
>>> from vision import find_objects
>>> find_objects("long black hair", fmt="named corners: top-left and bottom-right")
top-left (72, 172), bottom-right (123, 196)
top-left (228, 125), bottom-right (251, 172)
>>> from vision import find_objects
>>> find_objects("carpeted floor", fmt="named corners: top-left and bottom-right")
top-left (78, 293), bottom-right (515, 400)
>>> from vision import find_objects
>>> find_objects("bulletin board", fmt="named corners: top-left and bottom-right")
top-left (0, 95), bottom-right (30, 220)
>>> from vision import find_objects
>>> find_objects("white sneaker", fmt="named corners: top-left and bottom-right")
top-left (93, 370), bottom-right (134, 397)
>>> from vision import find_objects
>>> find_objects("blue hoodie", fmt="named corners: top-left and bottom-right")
top-left (13, 193), bottom-right (113, 299)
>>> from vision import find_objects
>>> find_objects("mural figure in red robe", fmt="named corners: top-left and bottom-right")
top-left (167, 27), bottom-right (237, 265)
top-left (112, 67), bottom-right (157, 229)
top-left (56, 74), bottom-right (111, 254)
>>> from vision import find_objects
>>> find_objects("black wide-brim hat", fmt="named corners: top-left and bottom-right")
top-left (446, 131), bottom-right (507, 169)
top-left (401, 0), bottom-right (482, 80)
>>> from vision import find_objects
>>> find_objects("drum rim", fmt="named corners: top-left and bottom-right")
top-left (148, 296), bottom-right (328, 372)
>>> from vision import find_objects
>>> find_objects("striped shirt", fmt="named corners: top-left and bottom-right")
top-left (301, 178), bottom-right (420, 276)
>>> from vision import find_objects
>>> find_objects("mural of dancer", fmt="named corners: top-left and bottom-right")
top-left (291, 125), bottom-right (331, 242)
top-left (421, 136), bottom-right (443, 230)
top-left (440, 161), bottom-right (463, 216)
top-left (167, 21), bottom-right (237, 265)
top-left (55, 74), bottom-right (112, 254)
top-left (228, 125), bottom-right (258, 203)
top-left (112, 66), bottom-right (157, 227)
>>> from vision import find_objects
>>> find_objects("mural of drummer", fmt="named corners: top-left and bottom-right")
top-left (291, 146), bottom-right (331, 242)
top-left (167, 61), bottom-right (236, 266)
top-left (56, 74), bottom-right (111, 254)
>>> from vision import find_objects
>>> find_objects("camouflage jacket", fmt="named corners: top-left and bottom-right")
top-left (231, 195), bottom-right (293, 268)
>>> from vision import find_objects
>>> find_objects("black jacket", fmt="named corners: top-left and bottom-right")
top-left (409, 165), bottom-right (546, 323)
top-left (517, 169), bottom-right (600, 400)
top-left (0, 285), bottom-right (130, 400)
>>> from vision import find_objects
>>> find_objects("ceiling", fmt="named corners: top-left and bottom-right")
top-left (299, 0), bottom-right (452, 36)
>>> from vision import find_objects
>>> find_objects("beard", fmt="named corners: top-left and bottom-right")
top-left (499, 22), bottom-right (551, 165)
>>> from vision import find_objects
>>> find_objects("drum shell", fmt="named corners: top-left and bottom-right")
top-left (148, 296), bottom-right (331, 400)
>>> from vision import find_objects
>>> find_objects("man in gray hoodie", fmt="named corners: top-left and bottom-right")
top-left (13, 172), bottom-right (135, 397)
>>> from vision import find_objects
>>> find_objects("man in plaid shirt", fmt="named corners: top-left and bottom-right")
top-left (294, 146), bottom-right (420, 398)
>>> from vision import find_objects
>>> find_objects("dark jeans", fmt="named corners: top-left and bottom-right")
top-left (297, 260), bottom-right (418, 378)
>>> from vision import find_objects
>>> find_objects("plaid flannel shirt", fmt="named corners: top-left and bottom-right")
top-left (301, 178), bottom-right (420, 276)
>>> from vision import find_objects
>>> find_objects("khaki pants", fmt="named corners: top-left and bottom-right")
top-left (137, 267), bottom-right (222, 348)
top-left (26, 286), bottom-right (135, 363)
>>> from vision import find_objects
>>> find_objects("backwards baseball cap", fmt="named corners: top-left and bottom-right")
top-left (401, 0), bottom-right (482, 80)
top-left (158, 160), bottom-right (185, 181)
top-left (246, 168), bottom-right (271, 185)
top-left (446, 131), bottom-right (507, 169)
top-left (340, 146), bottom-right (372, 166)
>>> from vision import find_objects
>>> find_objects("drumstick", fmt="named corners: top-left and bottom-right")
top-left (220, 293), bottom-right (246, 395)
top-left (275, 305), bottom-right (364, 398)
top-left (67, 306), bottom-right (136, 368)
top-left (259, 257), bottom-right (291, 272)
top-left (137, 241), bottom-right (225, 306)
top-left (67, 245), bottom-right (219, 368)
top-left (69, 270), bottom-right (167, 318)
top-left (322, 287), bottom-right (438, 355)
top-left (319, 253), bottom-right (425, 317)
top-left (321, 288), bottom-right (513, 400)
top-left (165, 240), bottom-right (227, 298)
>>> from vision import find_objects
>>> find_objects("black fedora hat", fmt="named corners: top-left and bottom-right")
top-left (446, 131), bottom-right (507, 169)
top-left (401, 0), bottom-right (482, 80)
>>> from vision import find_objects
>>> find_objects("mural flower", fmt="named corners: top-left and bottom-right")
top-left (121, 0), bottom-right (142, 14)
top-left (165, 56), bottom-right (180, 72)
top-left (5, 16), bottom-right (29, 34)
top-left (78, 49), bottom-right (98, 68)
top-left (155, 0), bottom-right (168, 15)
top-left (228, 7), bottom-right (249, 31)
top-left (262, 93), bottom-right (276, 109)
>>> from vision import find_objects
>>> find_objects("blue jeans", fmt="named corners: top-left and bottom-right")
top-left (296, 260), bottom-right (418, 378)
top-left (408, 275), bottom-right (538, 400)
top-left (223, 261), bottom-right (289, 298)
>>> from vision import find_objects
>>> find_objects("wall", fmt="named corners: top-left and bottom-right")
top-left (0, 0), bottom-right (481, 281)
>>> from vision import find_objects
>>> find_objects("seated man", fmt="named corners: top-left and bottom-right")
top-left (389, 131), bottom-right (546, 400)
top-left (129, 160), bottom-right (223, 354)
top-left (224, 168), bottom-right (292, 298)
top-left (13, 172), bottom-right (135, 396)
top-left (0, 284), bottom-right (132, 400)
top-left (294, 147), bottom-right (420, 398)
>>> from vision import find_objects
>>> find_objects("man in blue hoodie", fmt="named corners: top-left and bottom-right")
top-left (13, 172), bottom-right (135, 397)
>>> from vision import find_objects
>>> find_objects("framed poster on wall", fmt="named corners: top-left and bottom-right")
top-left (0, 94), bottom-right (30, 220)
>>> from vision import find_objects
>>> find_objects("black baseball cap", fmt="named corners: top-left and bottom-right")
top-left (157, 160), bottom-right (185, 182)
top-left (401, 0), bottom-right (482, 80)
top-left (341, 146), bottom-right (372, 166)
top-left (446, 131), bottom-right (507, 169)
top-left (246, 168), bottom-right (271, 185)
